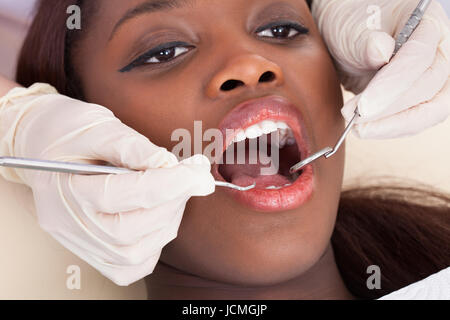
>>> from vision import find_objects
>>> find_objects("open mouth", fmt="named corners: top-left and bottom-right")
top-left (218, 121), bottom-right (303, 190)
top-left (212, 95), bottom-right (314, 212)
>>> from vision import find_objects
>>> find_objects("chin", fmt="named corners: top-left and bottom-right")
top-left (161, 221), bottom-right (334, 288)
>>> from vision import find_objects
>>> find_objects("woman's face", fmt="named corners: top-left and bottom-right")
top-left (75, 0), bottom-right (345, 286)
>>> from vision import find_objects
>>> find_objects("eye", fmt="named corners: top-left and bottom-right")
top-left (119, 41), bottom-right (194, 72)
top-left (256, 21), bottom-right (309, 40)
top-left (145, 46), bottom-right (190, 64)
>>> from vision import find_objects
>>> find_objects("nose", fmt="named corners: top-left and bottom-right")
top-left (205, 54), bottom-right (284, 99)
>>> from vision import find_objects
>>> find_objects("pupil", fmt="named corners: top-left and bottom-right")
top-left (157, 48), bottom-right (175, 61)
top-left (272, 26), bottom-right (290, 38)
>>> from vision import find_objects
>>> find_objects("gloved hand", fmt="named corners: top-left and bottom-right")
top-left (0, 83), bottom-right (215, 286)
top-left (312, 0), bottom-right (450, 139)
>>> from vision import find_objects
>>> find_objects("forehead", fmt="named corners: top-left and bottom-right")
top-left (95, 0), bottom-right (310, 11)
top-left (94, 0), bottom-right (310, 23)
top-left (92, 0), bottom-right (311, 38)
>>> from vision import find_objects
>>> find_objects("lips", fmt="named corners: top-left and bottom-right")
top-left (212, 95), bottom-right (314, 212)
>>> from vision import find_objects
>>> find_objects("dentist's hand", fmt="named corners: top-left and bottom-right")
top-left (0, 83), bottom-right (215, 286)
top-left (312, 0), bottom-right (450, 139)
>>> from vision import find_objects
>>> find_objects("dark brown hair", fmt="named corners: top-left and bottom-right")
top-left (16, 0), bottom-right (450, 300)
top-left (335, 182), bottom-right (450, 298)
top-left (16, 0), bottom-right (97, 100)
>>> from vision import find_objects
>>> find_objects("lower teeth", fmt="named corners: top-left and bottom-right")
top-left (265, 183), bottom-right (292, 190)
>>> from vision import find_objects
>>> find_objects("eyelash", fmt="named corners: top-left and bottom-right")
top-left (119, 22), bottom-right (309, 72)
top-left (255, 21), bottom-right (309, 39)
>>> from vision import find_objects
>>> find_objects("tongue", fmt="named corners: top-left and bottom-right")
top-left (231, 172), bottom-right (291, 189)
top-left (219, 140), bottom-right (291, 189)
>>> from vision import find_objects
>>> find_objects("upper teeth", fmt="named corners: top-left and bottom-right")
top-left (231, 120), bottom-right (295, 148)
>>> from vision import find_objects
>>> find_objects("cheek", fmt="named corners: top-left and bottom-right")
top-left (285, 44), bottom-right (344, 148)
top-left (82, 77), bottom-right (201, 150)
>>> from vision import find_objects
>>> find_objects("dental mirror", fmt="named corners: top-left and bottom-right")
top-left (289, 108), bottom-right (360, 174)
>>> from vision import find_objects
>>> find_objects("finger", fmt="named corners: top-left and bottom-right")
top-left (50, 231), bottom-right (163, 286)
top-left (341, 93), bottom-right (361, 123)
top-left (48, 198), bottom-right (182, 268)
top-left (364, 31), bottom-right (396, 70)
top-left (96, 251), bottom-right (162, 286)
top-left (383, 47), bottom-right (450, 118)
top-left (340, 32), bottom-right (395, 94)
top-left (353, 76), bottom-right (450, 139)
top-left (87, 120), bottom-right (179, 170)
top-left (30, 97), bottom-right (179, 170)
top-left (84, 197), bottom-right (188, 246)
top-left (350, 47), bottom-right (449, 124)
top-left (68, 155), bottom-right (215, 213)
top-left (358, 18), bottom-right (442, 119)
top-left (103, 211), bottom-right (183, 266)
top-left (97, 252), bottom-right (163, 286)
top-left (64, 157), bottom-right (210, 246)
top-left (344, 17), bottom-right (450, 124)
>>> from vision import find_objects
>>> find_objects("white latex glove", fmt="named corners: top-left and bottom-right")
top-left (0, 83), bottom-right (215, 286)
top-left (312, 0), bottom-right (450, 139)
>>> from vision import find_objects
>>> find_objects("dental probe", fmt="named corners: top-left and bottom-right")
top-left (0, 156), bottom-right (255, 192)
top-left (290, 0), bottom-right (432, 175)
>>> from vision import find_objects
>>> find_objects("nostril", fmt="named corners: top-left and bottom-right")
top-left (221, 80), bottom-right (245, 91)
top-left (259, 71), bottom-right (276, 83)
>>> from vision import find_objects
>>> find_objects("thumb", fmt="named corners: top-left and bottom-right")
top-left (337, 31), bottom-right (395, 94)
top-left (364, 31), bottom-right (395, 70)
top-left (179, 154), bottom-right (216, 197)
top-left (341, 93), bottom-right (363, 123)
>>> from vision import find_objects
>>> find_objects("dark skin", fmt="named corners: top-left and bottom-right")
top-left (74, 0), bottom-right (352, 299)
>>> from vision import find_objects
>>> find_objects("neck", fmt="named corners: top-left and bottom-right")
top-left (145, 244), bottom-right (356, 300)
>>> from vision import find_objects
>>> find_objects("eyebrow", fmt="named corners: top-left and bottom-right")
top-left (109, 0), bottom-right (195, 41)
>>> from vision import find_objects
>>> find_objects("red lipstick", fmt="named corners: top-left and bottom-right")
top-left (212, 95), bottom-right (314, 212)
